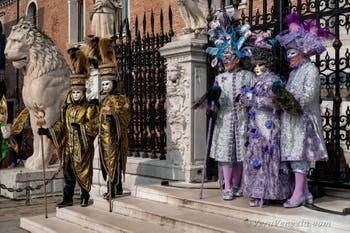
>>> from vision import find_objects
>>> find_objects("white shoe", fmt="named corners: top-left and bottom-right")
top-left (222, 189), bottom-right (234, 200)
top-left (305, 192), bottom-right (313, 204)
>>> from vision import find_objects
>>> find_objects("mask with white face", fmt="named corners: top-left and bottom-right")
top-left (253, 63), bottom-right (267, 76)
top-left (286, 49), bottom-right (300, 60)
top-left (101, 80), bottom-right (113, 93)
top-left (72, 90), bottom-right (83, 101)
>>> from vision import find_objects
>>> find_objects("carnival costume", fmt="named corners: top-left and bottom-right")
top-left (241, 32), bottom-right (291, 207)
top-left (0, 96), bottom-right (9, 167)
top-left (206, 11), bottom-right (255, 200)
top-left (276, 13), bottom-right (333, 207)
top-left (96, 37), bottom-right (131, 199)
top-left (39, 48), bottom-right (99, 207)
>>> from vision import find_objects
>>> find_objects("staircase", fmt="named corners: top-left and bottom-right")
top-left (20, 184), bottom-right (350, 233)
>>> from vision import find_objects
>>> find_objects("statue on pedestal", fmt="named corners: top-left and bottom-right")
top-left (91, 0), bottom-right (121, 38)
top-left (4, 19), bottom-right (70, 170)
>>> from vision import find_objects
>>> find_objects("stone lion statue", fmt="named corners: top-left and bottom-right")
top-left (4, 19), bottom-right (70, 170)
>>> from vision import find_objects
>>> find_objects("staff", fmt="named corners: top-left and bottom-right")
top-left (34, 104), bottom-right (48, 218)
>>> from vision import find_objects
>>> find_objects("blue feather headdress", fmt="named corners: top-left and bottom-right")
top-left (206, 11), bottom-right (252, 68)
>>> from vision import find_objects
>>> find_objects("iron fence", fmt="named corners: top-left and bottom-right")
top-left (115, 7), bottom-right (174, 160)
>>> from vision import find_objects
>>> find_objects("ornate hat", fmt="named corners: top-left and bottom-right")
top-left (250, 31), bottom-right (277, 69)
top-left (70, 74), bottom-right (87, 91)
top-left (206, 10), bottom-right (252, 68)
top-left (99, 63), bottom-right (117, 81)
top-left (276, 13), bottom-right (335, 57)
top-left (67, 44), bottom-right (89, 90)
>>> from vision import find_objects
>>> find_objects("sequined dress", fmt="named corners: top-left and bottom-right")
top-left (242, 71), bottom-right (291, 200)
top-left (209, 70), bottom-right (255, 163)
top-left (281, 59), bottom-right (328, 162)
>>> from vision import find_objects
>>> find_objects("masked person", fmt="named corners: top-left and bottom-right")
top-left (205, 11), bottom-right (255, 200)
top-left (98, 63), bottom-right (130, 199)
top-left (240, 32), bottom-right (292, 207)
top-left (38, 48), bottom-right (99, 207)
top-left (276, 13), bottom-right (334, 208)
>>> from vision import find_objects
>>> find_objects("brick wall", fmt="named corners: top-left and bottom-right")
top-left (129, 0), bottom-right (184, 37)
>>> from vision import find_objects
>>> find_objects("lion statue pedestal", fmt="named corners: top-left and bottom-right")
top-left (4, 20), bottom-right (70, 170)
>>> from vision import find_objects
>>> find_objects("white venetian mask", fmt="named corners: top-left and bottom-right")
top-left (254, 63), bottom-right (267, 76)
top-left (72, 90), bottom-right (83, 101)
top-left (286, 49), bottom-right (300, 60)
top-left (101, 80), bottom-right (113, 93)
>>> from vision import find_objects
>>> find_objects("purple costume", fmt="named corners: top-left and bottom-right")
top-left (242, 71), bottom-right (291, 200)
top-left (280, 59), bottom-right (328, 163)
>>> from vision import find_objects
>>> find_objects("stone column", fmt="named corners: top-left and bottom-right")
top-left (68, 0), bottom-right (78, 43)
top-left (159, 33), bottom-right (208, 183)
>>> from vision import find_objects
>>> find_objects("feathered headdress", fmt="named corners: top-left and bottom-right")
top-left (250, 30), bottom-right (277, 70)
top-left (67, 44), bottom-right (89, 90)
top-left (99, 37), bottom-right (116, 65)
top-left (81, 35), bottom-right (101, 68)
top-left (276, 13), bottom-right (335, 56)
top-left (206, 10), bottom-right (252, 68)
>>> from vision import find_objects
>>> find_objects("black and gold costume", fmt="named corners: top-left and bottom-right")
top-left (49, 93), bottom-right (99, 192)
top-left (99, 64), bottom-right (130, 197)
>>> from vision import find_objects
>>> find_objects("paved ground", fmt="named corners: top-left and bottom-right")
top-left (0, 195), bottom-right (81, 233)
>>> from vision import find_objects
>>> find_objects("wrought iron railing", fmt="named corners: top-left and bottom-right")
top-left (116, 7), bottom-right (174, 160)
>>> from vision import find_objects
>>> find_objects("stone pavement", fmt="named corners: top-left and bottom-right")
top-left (0, 194), bottom-right (80, 233)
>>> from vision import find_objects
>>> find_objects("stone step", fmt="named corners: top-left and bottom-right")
top-left (324, 187), bottom-right (350, 199)
top-left (20, 214), bottom-right (94, 233)
top-left (93, 195), bottom-right (288, 233)
top-left (56, 205), bottom-right (183, 233)
top-left (132, 184), bottom-right (350, 233)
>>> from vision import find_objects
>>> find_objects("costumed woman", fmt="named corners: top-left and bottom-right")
top-left (275, 13), bottom-right (333, 207)
top-left (96, 38), bottom-right (130, 199)
top-left (205, 11), bottom-right (255, 200)
top-left (38, 47), bottom-right (99, 207)
top-left (241, 32), bottom-right (292, 207)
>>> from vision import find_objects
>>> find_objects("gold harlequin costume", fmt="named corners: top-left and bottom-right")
top-left (49, 91), bottom-right (99, 191)
top-left (100, 92), bottom-right (130, 181)
top-left (9, 108), bottom-right (30, 155)
top-left (99, 64), bottom-right (130, 193)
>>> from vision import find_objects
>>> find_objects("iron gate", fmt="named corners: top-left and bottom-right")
top-left (115, 7), bottom-right (174, 160)
top-left (210, 0), bottom-right (350, 186)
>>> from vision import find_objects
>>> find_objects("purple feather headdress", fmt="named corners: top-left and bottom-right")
top-left (276, 13), bottom-right (335, 57)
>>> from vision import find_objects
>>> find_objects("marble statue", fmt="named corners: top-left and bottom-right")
top-left (4, 19), bottom-right (70, 170)
top-left (91, 0), bottom-right (122, 38)
top-left (177, 0), bottom-right (221, 34)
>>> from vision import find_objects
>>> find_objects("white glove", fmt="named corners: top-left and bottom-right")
top-left (1, 124), bottom-right (11, 139)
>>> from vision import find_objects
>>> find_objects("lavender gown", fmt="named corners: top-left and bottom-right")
top-left (242, 70), bottom-right (291, 200)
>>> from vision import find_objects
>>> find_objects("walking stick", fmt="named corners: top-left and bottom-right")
top-left (199, 101), bottom-right (215, 199)
top-left (34, 105), bottom-right (48, 218)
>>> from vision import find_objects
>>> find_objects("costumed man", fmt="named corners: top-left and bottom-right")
top-left (275, 13), bottom-right (334, 207)
top-left (204, 11), bottom-right (255, 200)
top-left (240, 31), bottom-right (292, 207)
top-left (38, 47), bottom-right (99, 207)
top-left (99, 63), bottom-right (130, 199)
